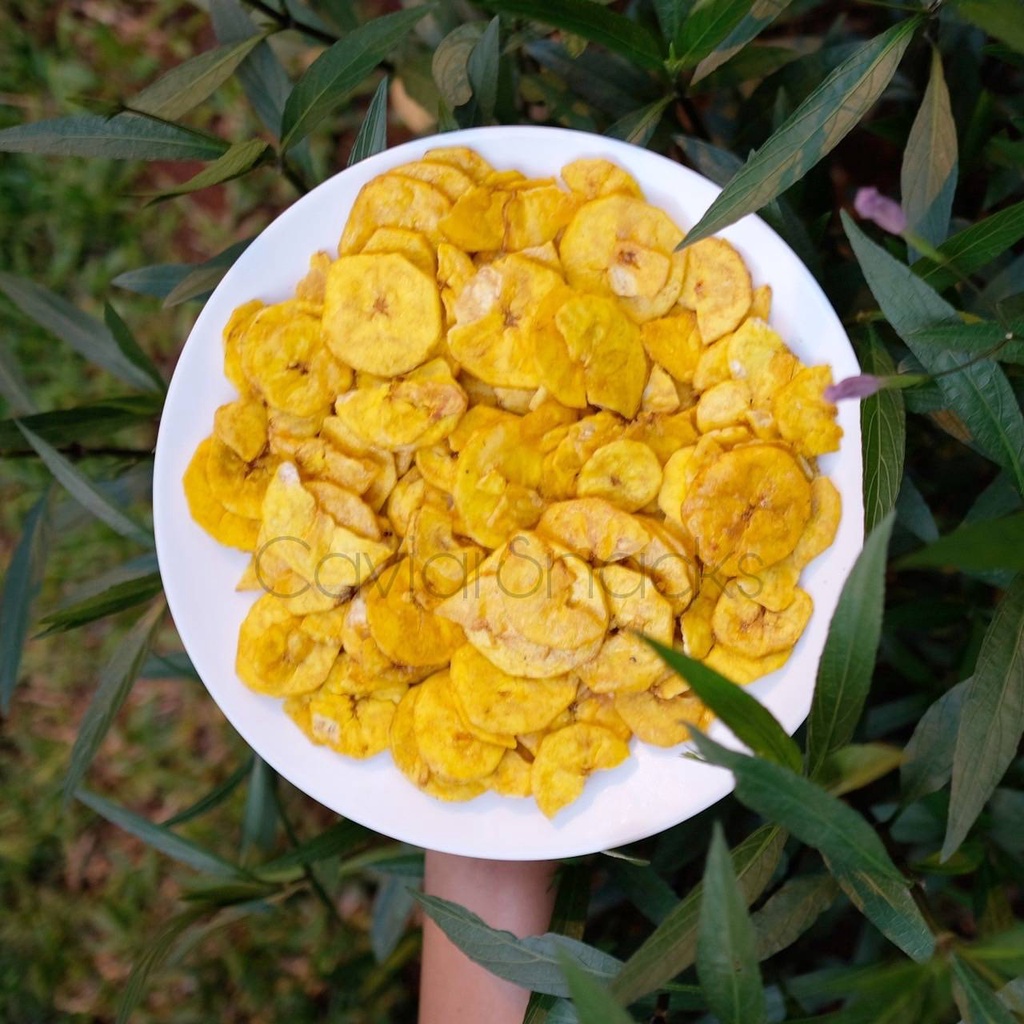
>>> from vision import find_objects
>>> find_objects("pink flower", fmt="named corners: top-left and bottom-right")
top-left (853, 187), bottom-right (908, 235)
top-left (824, 374), bottom-right (883, 402)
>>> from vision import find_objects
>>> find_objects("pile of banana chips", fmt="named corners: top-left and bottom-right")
top-left (184, 147), bottom-right (842, 817)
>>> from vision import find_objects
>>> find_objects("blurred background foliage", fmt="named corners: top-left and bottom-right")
top-left (1, 0), bottom-right (1024, 1021)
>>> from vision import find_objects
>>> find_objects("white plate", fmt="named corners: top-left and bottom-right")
top-left (153, 125), bottom-right (863, 861)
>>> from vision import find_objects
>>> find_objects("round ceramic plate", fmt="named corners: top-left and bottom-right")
top-left (153, 125), bottom-right (863, 861)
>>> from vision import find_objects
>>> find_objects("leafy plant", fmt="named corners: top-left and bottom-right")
top-left (2, 0), bottom-right (1024, 1020)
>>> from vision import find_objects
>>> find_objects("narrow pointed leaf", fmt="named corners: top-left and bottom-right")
top-left (281, 8), bottom-right (432, 150)
top-left (16, 423), bottom-right (153, 547)
top-left (860, 335), bottom-right (905, 532)
top-left (467, 17), bottom-right (501, 123)
top-left (697, 824), bottom-right (766, 1024)
top-left (0, 114), bottom-right (229, 161)
top-left (692, 0), bottom-right (795, 83)
top-left (347, 76), bottom-right (389, 167)
top-left (210, 0), bottom-right (293, 142)
top-left (111, 263), bottom-right (193, 300)
top-left (39, 572), bottom-right (164, 634)
top-left (606, 95), bottom-right (673, 147)
top-left (610, 825), bottom-right (785, 1005)
top-left (942, 575), bottom-right (1024, 860)
top-left (843, 212), bottom-right (1024, 493)
top-left (103, 304), bottom-right (165, 394)
top-left (164, 758), bottom-right (253, 827)
top-left (833, 868), bottom-right (936, 963)
top-left (241, 756), bottom-right (278, 857)
top-left (653, 0), bottom-right (687, 48)
top-left (901, 47), bottom-right (958, 250)
top-left (751, 873), bottom-right (838, 961)
top-left (0, 396), bottom-right (161, 455)
top-left (806, 512), bottom-right (895, 778)
top-left (257, 819), bottom-right (370, 876)
top-left (0, 490), bottom-right (50, 714)
top-left (916, 200), bottom-right (1024, 292)
top-left (648, 640), bottom-right (802, 771)
top-left (0, 342), bottom-right (36, 415)
top-left (952, 0), bottom-right (1024, 56)
top-left (822, 743), bottom-right (904, 798)
top-left (414, 892), bottom-right (622, 997)
top-left (691, 731), bottom-right (935, 961)
top-left (62, 600), bottom-right (165, 804)
top-left (77, 789), bottom-right (248, 878)
top-left (900, 681), bottom-right (968, 805)
top-left (145, 139), bottom-right (270, 200)
top-left (371, 874), bottom-right (418, 963)
top-left (0, 272), bottom-right (164, 391)
top-left (479, 0), bottom-right (664, 71)
top-left (951, 953), bottom-right (1021, 1024)
top-left (672, 0), bottom-right (751, 71)
top-left (559, 953), bottom-right (636, 1024)
top-left (902, 320), bottom-right (1024, 362)
top-left (684, 18), bottom-right (919, 247)
top-left (899, 512), bottom-right (1024, 572)
top-left (129, 37), bottom-right (265, 121)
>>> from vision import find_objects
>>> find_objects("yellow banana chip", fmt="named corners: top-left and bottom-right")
top-left (712, 587), bottom-right (813, 658)
top-left (339, 174), bottom-right (451, 254)
top-left (561, 157), bottom-right (643, 200)
top-left (183, 437), bottom-right (260, 551)
top-left (773, 365), bottom-right (843, 457)
top-left (537, 498), bottom-right (651, 563)
top-left (576, 439), bottom-right (662, 512)
top-left (615, 688), bottom-right (711, 747)
top-left (532, 723), bottom-right (630, 818)
top-left (679, 237), bottom-right (752, 344)
top-left (213, 397), bottom-right (268, 464)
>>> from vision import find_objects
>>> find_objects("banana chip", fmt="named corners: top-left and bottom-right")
top-left (615, 688), bottom-right (711, 746)
top-left (712, 587), bottom-right (812, 658)
top-left (532, 723), bottom-right (630, 818)
top-left (183, 437), bottom-right (260, 551)
top-left (679, 238), bottom-right (752, 344)
top-left (576, 439), bottom-right (662, 512)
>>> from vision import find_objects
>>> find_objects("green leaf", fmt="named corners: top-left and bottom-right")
top-left (0, 341), bottom-right (36, 415)
top-left (0, 490), bottom-right (50, 715)
top-left (832, 868), bottom-right (936, 964)
top-left (128, 36), bottom-right (265, 121)
top-left (77, 789), bottom-right (249, 878)
top-left (257, 819), bottom-right (371, 878)
top-left (683, 18), bottom-right (919, 247)
top-left (610, 825), bottom-right (785, 1005)
top-left (843, 212), bottom-right (1024, 494)
top-left (915, 200), bottom-right (1024, 292)
top-left (951, 953), bottom-right (1021, 1024)
top-left (16, 423), bottom-right (153, 547)
top-left (281, 8), bottom-right (432, 150)
top-left (900, 681), bottom-right (968, 805)
top-left (942, 575), bottom-right (1024, 860)
top-left (62, 601), bottom-right (165, 805)
top-left (241, 756), bottom-right (278, 858)
top-left (467, 17), bottom-right (501, 123)
top-left (653, 0), bottom-right (688, 48)
top-left (0, 113), bottom-right (229, 161)
top-left (103, 304), bottom-right (165, 394)
top-left (371, 874), bottom-right (418, 963)
top-left (559, 953), bottom-right (637, 1024)
top-left (953, 0), bottom-right (1024, 56)
top-left (697, 823), bottom-right (766, 1024)
top-left (751, 873), bottom-right (838, 962)
top-left (900, 47), bottom-right (958, 251)
top-left (145, 139), bottom-right (270, 200)
top-left (164, 758), bottom-right (253, 827)
top-left (860, 335), bottom-right (906, 532)
top-left (691, 0), bottom-right (795, 84)
top-left (414, 892), bottom-right (622, 998)
top-left (432, 23), bottom-right (484, 110)
top-left (647, 640), bottom-right (802, 772)
top-left (806, 512), bottom-right (896, 778)
top-left (822, 743), bottom-right (904, 798)
top-left (347, 76), bottom-right (389, 167)
top-left (606, 95), bottom-right (673, 147)
top-left (672, 0), bottom-right (751, 72)
top-left (39, 572), bottom-right (164, 634)
top-left (690, 732), bottom-right (935, 961)
top-left (0, 272), bottom-right (165, 392)
top-left (607, 860), bottom-right (678, 926)
top-left (903, 321), bottom-right (1024, 363)
top-left (899, 512), bottom-right (1024, 572)
top-left (210, 0), bottom-right (293, 144)
top-left (115, 905), bottom-right (211, 1024)
top-left (479, 0), bottom-right (665, 72)
top-left (0, 396), bottom-right (161, 455)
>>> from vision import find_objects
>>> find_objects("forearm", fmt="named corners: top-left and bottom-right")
top-left (419, 852), bottom-right (558, 1024)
